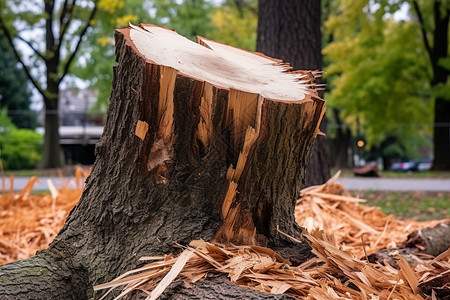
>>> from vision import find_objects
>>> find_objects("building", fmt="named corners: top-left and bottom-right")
top-left (38, 88), bottom-right (105, 165)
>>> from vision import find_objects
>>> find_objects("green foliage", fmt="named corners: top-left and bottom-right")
top-left (0, 110), bottom-right (42, 170)
top-left (324, 1), bottom-right (433, 157)
top-left (0, 32), bottom-right (37, 129)
top-left (151, 0), bottom-right (215, 40)
top-left (209, 0), bottom-right (257, 51)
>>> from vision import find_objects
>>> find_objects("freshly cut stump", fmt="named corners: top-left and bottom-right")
top-left (0, 23), bottom-right (325, 299)
top-left (117, 23), bottom-right (325, 245)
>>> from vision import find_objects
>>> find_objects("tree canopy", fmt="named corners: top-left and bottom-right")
top-left (324, 0), bottom-right (449, 163)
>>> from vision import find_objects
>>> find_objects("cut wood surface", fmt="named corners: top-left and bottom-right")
top-left (128, 24), bottom-right (310, 101)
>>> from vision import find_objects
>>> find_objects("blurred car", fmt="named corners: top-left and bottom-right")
top-left (414, 159), bottom-right (433, 171)
top-left (391, 161), bottom-right (416, 171)
top-left (390, 159), bottom-right (433, 172)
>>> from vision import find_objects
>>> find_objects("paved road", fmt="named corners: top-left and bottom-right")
top-left (336, 177), bottom-right (450, 192)
top-left (1, 177), bottom-right (78, 192)
top-left (2, 176), bottom-right (450, 192)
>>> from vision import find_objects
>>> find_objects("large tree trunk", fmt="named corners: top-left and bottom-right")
top-left (428, 0), bottom-right (449, 170)
top-left (0, 25), bottom-right (324, 298)
top-left (257, 0), bottom-right (330, 186)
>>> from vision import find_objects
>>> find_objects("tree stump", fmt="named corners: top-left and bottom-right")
top-left (0, 24), bottom-right (325, 299)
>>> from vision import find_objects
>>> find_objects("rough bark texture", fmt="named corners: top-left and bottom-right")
top-left (257, 0), bottom-right (330, 186)
top-left (0, 250), bottom-right (88, 299)
top-left (0, 26), bottom-right (324, 299)
top-left (159, 276), bottom-right (296, 300)
top-left (368, 222), bottom-right (450, 267)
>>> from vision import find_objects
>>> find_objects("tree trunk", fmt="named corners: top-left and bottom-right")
top-left (430, 0), bottom-right (449, 170)
top-left (433, 97), bottom-right (450, 170)
top-left (257, 0), bottom-right (330, 186)
top-left (40, 0), bottom-right (64, 169)
top-left (0, 24), bottom-right (324, 299)
top-left (329, 108), bottom-right (352, 169)
top-left (41, 96), bottom-right (63, 168)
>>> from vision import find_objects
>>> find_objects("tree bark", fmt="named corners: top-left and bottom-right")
top-left (257, 0), bottom-right (330, 186)
top-left (0, 25), bottom-right (324, 298)
top-left (368, 222), bottom-right (450, 268)
top-left (329, 109), bottom-right (352, 169)
top-left (432, 0), bottom-right (450, 170)
top-left (41, 93), bottom-right (63, 168)
top-left (414, 0), bottom-right (450, 170)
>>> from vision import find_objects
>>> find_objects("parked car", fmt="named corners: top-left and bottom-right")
top-left (390, 159), bottom-right (433, 172)
top-left (414, 159), bottom-right (433, 171)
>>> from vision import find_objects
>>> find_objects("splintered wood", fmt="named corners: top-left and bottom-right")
top-left (0, 167), bottom-right (89, 265)
top-left (295, 171), bottom-right (449, 259)
top-left (95, 172), bottom-right (449, 299)
top-left (95, 233), bottom-right (450, 300)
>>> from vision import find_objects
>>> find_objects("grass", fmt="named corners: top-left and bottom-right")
top-left (333, 168), bottom-right (450, 179)
top-left (353, 190), bottom-right (450, 221)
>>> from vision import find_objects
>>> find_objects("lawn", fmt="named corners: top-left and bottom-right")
top-left (354, 190), bottom-right (450, 221)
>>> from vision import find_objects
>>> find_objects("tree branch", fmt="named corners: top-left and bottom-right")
top-left (0, 17), bottom-right (45, 97)
top-left (45, 0), bottom-right (56, 51)
top-left (411, 0), bottom-right (434, 64)
top-left (58, 2), bottom-right (97, 84)
top-left (58, 0), bottom-right (76, 47)
top-left (59, 0), bottom-right (70, 27)
top-left (16, 35), bottom-right (46, 61)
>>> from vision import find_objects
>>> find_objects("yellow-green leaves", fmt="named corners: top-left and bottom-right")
top-left (324, 1), bottom-right (433, 155)
top-left (98, 0), bottom-right (125, 14)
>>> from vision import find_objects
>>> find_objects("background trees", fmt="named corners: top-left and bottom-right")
top-left (0, 33), bottom-right (36, 129)
top-left (0, 0), bottom-right (101, 168)
top-left (324, 0), bottom-right (449, 169)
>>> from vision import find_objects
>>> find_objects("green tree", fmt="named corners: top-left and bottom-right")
top-left (0, 109), bottom-right (42, 169)
top-left (0, 32), bottom-right (37, 129)
top-left (209, 0), bottom-right (257, 51)
top-left (324, 0), bottom-right (433, 163)
top-left (324, 0), bottom-right (449, 169)
top-left (0, 0), bottom-right (102, 167)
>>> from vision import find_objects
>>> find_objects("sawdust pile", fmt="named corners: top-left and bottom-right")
top-left (296, 172), bottom-right (448, 258)
top-left (95, 233), bottom-right (450, 300)
top-left (0, 167), bottom-right (89, 264)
